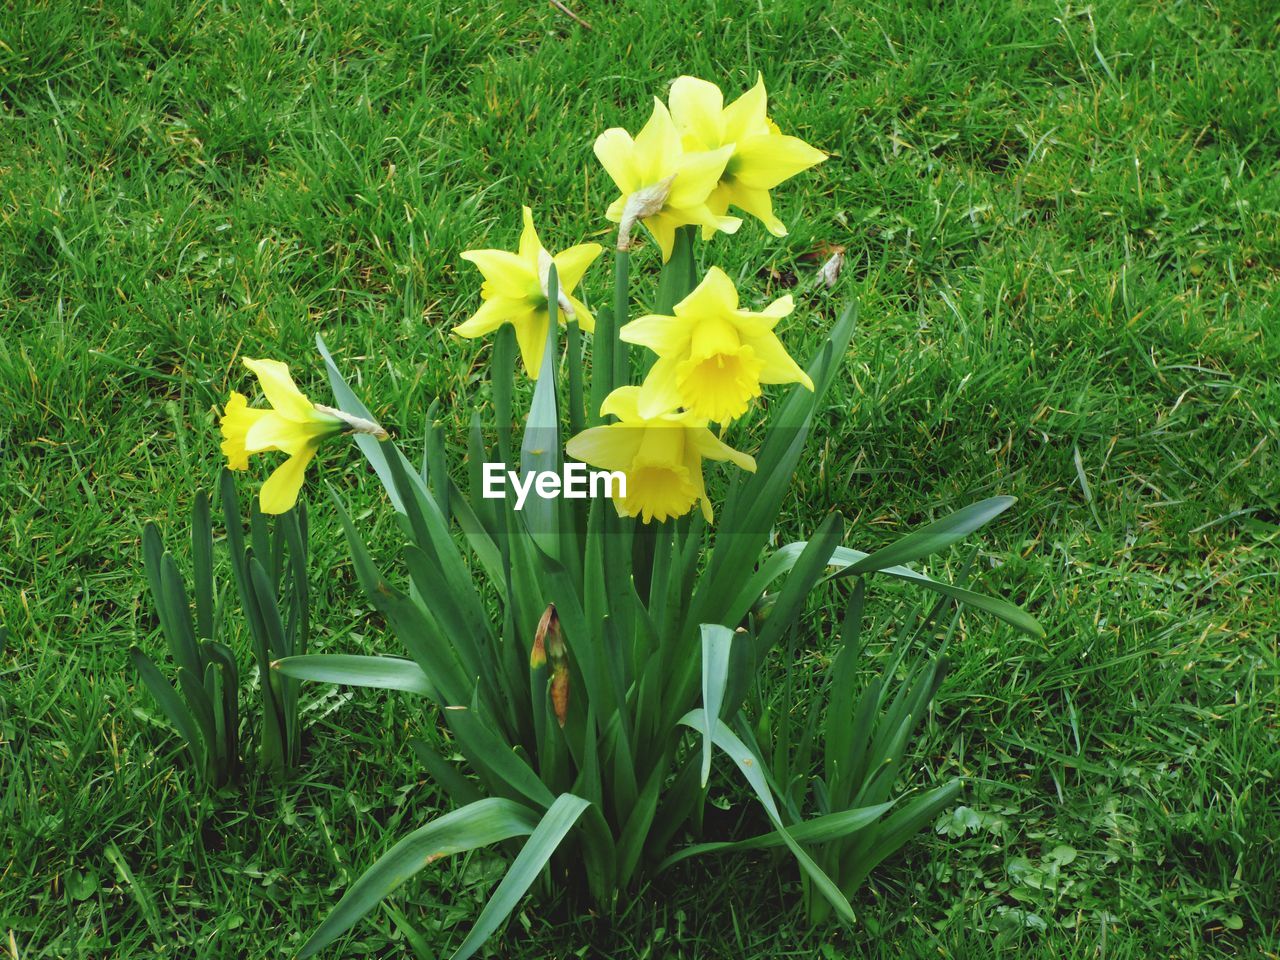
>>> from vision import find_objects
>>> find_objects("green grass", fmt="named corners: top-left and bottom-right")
top-left (2, 0), bottom-right (1278, 956)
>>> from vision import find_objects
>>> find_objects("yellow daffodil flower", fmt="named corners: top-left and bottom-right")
top-left (220, 358), bottom-right (386, 514)
top-left (594, 99), bottom-right (741, 259)
top-left (455, 207), bottom-right (602, 378)
top-left (620, 266), bottom-right (813, 423)
top-left (668, 74), bottom-right (826, 238)
top-left (565, 386), bottom-right (755, 523)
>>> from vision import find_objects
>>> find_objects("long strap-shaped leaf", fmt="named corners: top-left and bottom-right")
top-left (724, 539), bottom-right (1043, 638)
top-left (273, 654), bottom-right (434, 696)
top-left (518, 264), bottom-right (561, 559)
top-left (298, 797), bottom-right (541, 958)
top-left (827, 544), bottom-right (1043, 636)
top-left (677, 710), bottom-right (857, 925)
top-left (833, 497), bottom-right (1016, 575)
top-left (699, 624), bottom-right (734, 787)
top-left (128, 647), bottom-right (203, 768)
top-left (655, 800), bottom-right (894, 872)
top-left (449, 794), bottom-right (590, 960)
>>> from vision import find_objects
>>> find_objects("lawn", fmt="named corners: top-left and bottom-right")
top-left (2, 0), bottom-right (1278, 957)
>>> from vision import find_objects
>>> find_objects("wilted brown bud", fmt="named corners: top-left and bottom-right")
top-left (532, 603), bottom-right (557, 669)
top-left (550, 662), bottom-right (569, 728)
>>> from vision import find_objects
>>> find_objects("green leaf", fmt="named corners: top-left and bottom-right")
top-left (824, 578), bottom-right (866, 793)
top-left (159, 553), bottom-right (202, 678)
top-left (449, 794), bottom-right (591, 960)
top-left (678, 710), bottom-right (857, 925)
top-left (273, 654), bottom-right (434, 696)
top-left (191, 490), bottom-right (214, 640)
top-left (827, 545), bottom-right (1044, 637)
top-left (409, 737), bottom-right (483, 807)
top-left (129, 647), bottom-right (203, 767)
top-left (835, 497), bottom-right (1016, 575)
top-left (838, 780), bottom-right (962, 896)
top-left (731, 539), bottom-right (1043, 638)
top-left (298, 798), bottom-right (541, 959)
top-left (317, 334), bottom-right (402, 512)
top-left (326, 484), bottom-right (472, 706)
top-left (444, 707), bottom-right (557, 810)
top-left (699, 624), bottom-right (734, 787)
top-left (657, 801), bottom-right (894, 871)
top-left (249, 557), bottom-right (290, 660)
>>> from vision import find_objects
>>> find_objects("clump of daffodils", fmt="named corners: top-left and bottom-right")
top-left (220, 74), bottom-right (822, 527)
top-left (452, 73), bottom-right (824, 524)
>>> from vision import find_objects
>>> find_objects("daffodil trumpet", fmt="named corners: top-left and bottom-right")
top-left (622, 266), bottom-right (813, 423)
top-left (565, 386), bottom-right (755, 523)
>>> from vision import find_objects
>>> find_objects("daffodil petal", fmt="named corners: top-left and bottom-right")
top-left (599, 385), bottom-right (643, 422)
top-left (675, 266), bottom-right (739, 318)
top-left (552, 243), bottom-right (602, 292)
top-left (668, 144), bottom-right (734, 209)
top-left (455, 297), bottom-right (528, 338)
top-left (258, 448), bottom-right (317, 515)
top-left (514, 310), bottom-right (550, 379)
top-left (632, 99), bottom-right (681, 184)
top-left (460, 249), bottom-right (535, 298)
top-left (594, 128), bottom-right (639, 192)
top-left (721, 73), bottom-right (769, 143)
top-left (636, 357), bottom-right (685, 418)
top-left (605, 194), bottom-right (627, 224)
top-left (748, 332), bottom-right (814, 389)
top-left (619, 313), bottom-right (690, 355)
top-left (242, 358), bottom-right (316, 422)
top-left (643, 212), bottom-right (680, 262)
top-left (731, 133), bottom-right (827, 190)
top-left (565, 424), bottom-right (642, 472)
top-left (685, 445), bottom-right (713, 523)
top-left (690, 427), bottom-right (757, 472)
top-left (518, 206), bottom-right (542, 264)
top-left (725, 184), bottom-right (788, 236)
top-left (564, 294), bottom-right (595, 333)
top-left (245, 410), bottom-right (338, 456)
top-left (760, 294), bottom-right (796, 320)
top-left (668, 76), bottom-right (724, 148)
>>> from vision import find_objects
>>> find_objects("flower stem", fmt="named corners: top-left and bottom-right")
top-left (611, 247), bottom-right (630, 393)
